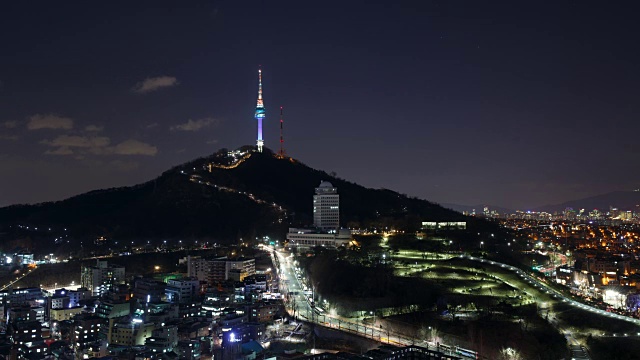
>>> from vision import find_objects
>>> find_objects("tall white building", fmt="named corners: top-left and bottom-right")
top-left (287, 181), bottom-right (351, 249)
top-left (313, 181), bottom-right (340, 231)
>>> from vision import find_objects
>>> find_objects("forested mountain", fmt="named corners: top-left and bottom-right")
top-left (0, 147), bottom-right (482, 254)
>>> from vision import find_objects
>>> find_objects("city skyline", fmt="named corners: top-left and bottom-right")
top-left (4, 2), bottom-right (640, 359)
top-left (2, 1), bottom-right (640, 209)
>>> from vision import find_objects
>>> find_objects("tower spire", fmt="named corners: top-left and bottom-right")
top-left (254, 66), bottom-right (265, 152)
top-left (278, 106), bottom-right (286, 158)
top-left (257, 67), bottom-right (263, 104)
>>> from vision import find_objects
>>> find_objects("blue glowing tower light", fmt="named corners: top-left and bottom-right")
top-left (255, 67), bottom-right (265, 152)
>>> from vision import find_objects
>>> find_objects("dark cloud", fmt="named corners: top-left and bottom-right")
top-left (84, 125), bottom-right (104, 132)
top-left (170, 118), bottom-right (219, 132)
top-left (111, 139), bottom-right (158, 156)
top-left (0, 134), bottom-right (19, 141)
top-left (3, 121), bottom-right (18, 129)
top-left (41, 135), bottom-right (157, 157)
top-left (27, 114), bottom-right (73, 130)
top-left (132, 76), bottom-right (178, 94)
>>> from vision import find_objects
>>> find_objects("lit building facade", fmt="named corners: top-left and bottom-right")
top-left (187, 257), bottom-right (255, 284)
top-left (287, 228), bottom-right (352, 248)
top-left (50, 307), bottom-right (84, 321)
top-left (108, 319), bottom-right (155, 346)
top-left (421, 221), bottom-right (467, 231)
top-left (313, 181), bottom-right (340, 231)
top-left (81, 260), bottom-right (125, 296)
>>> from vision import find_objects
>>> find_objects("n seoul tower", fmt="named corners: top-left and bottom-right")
top-left (254, 66), bottom-right (265, 152)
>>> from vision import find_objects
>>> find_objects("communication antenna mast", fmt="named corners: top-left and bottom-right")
top-left (278, 106), bottom-right (286, 158)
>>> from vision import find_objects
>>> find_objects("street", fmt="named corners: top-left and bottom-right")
top-left (266, 246), bottom-right (475, 358)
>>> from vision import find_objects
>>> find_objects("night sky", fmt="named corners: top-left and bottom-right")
top-left (1, 1), bottom-right (639, 209)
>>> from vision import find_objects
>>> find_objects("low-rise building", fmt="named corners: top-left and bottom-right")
top-left (52, 287), bottom-right (92, 308)
top-left (146, 302), bottom-right (180, 324)
top-left (286, 228), bottom-right (352, 249)
top-left (179, 302), bottom-right (201, 319)
top-left (22, 340), bottom-right (48, 359)
top-left (50, 306), bottom-right (84, 321)
top-left (76, 340), bottom-right (108, 360)
top-left (250, 302), bottom-right (279, 323)
top-left (177, 320), bottom-right (210, 340)
top-left (50, 294), bottom-right (70, 310)
top-left (244, 275), bottom-right (268, 293)
top-left (166, 278), bottom-right (199, 304)
top-left (108, 319), bottom-right (155, 346)
top-left (145, 325), bottom-right (178, 354)
top-left (9, 320), bottom-right (42, 346)
top-left (95, 300), bottom-right (131, 319)
top-left (421, 221), bottom-right (467, 231)
top-left (8, 306), bottom-right (40, 324)
top-left (9, 288), bottom-right (44, 305)
top-left (133, 278), bottom-right (167, 304)
top-left (72, 314), bottom-right (103, 351)
top-left (176, 340), bottom-right (201, 360)
top-left (188, 257), bottom-right (256, 284)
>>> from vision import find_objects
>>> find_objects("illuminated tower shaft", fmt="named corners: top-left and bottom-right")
top-left (255, 67), bottom-right (265, 152)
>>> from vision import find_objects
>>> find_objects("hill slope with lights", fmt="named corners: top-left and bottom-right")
top-left (0, 147), bottom-right (487, 255)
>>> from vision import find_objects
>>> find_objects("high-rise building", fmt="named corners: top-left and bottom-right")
top-left (287, 181), bottom-right (351, 249)
top-left (313, 181), bottom-right (340, 231)
top-left (254, 67), bottom-right (265, 152)
top-left (81, 260), bottom-right (125, 296)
